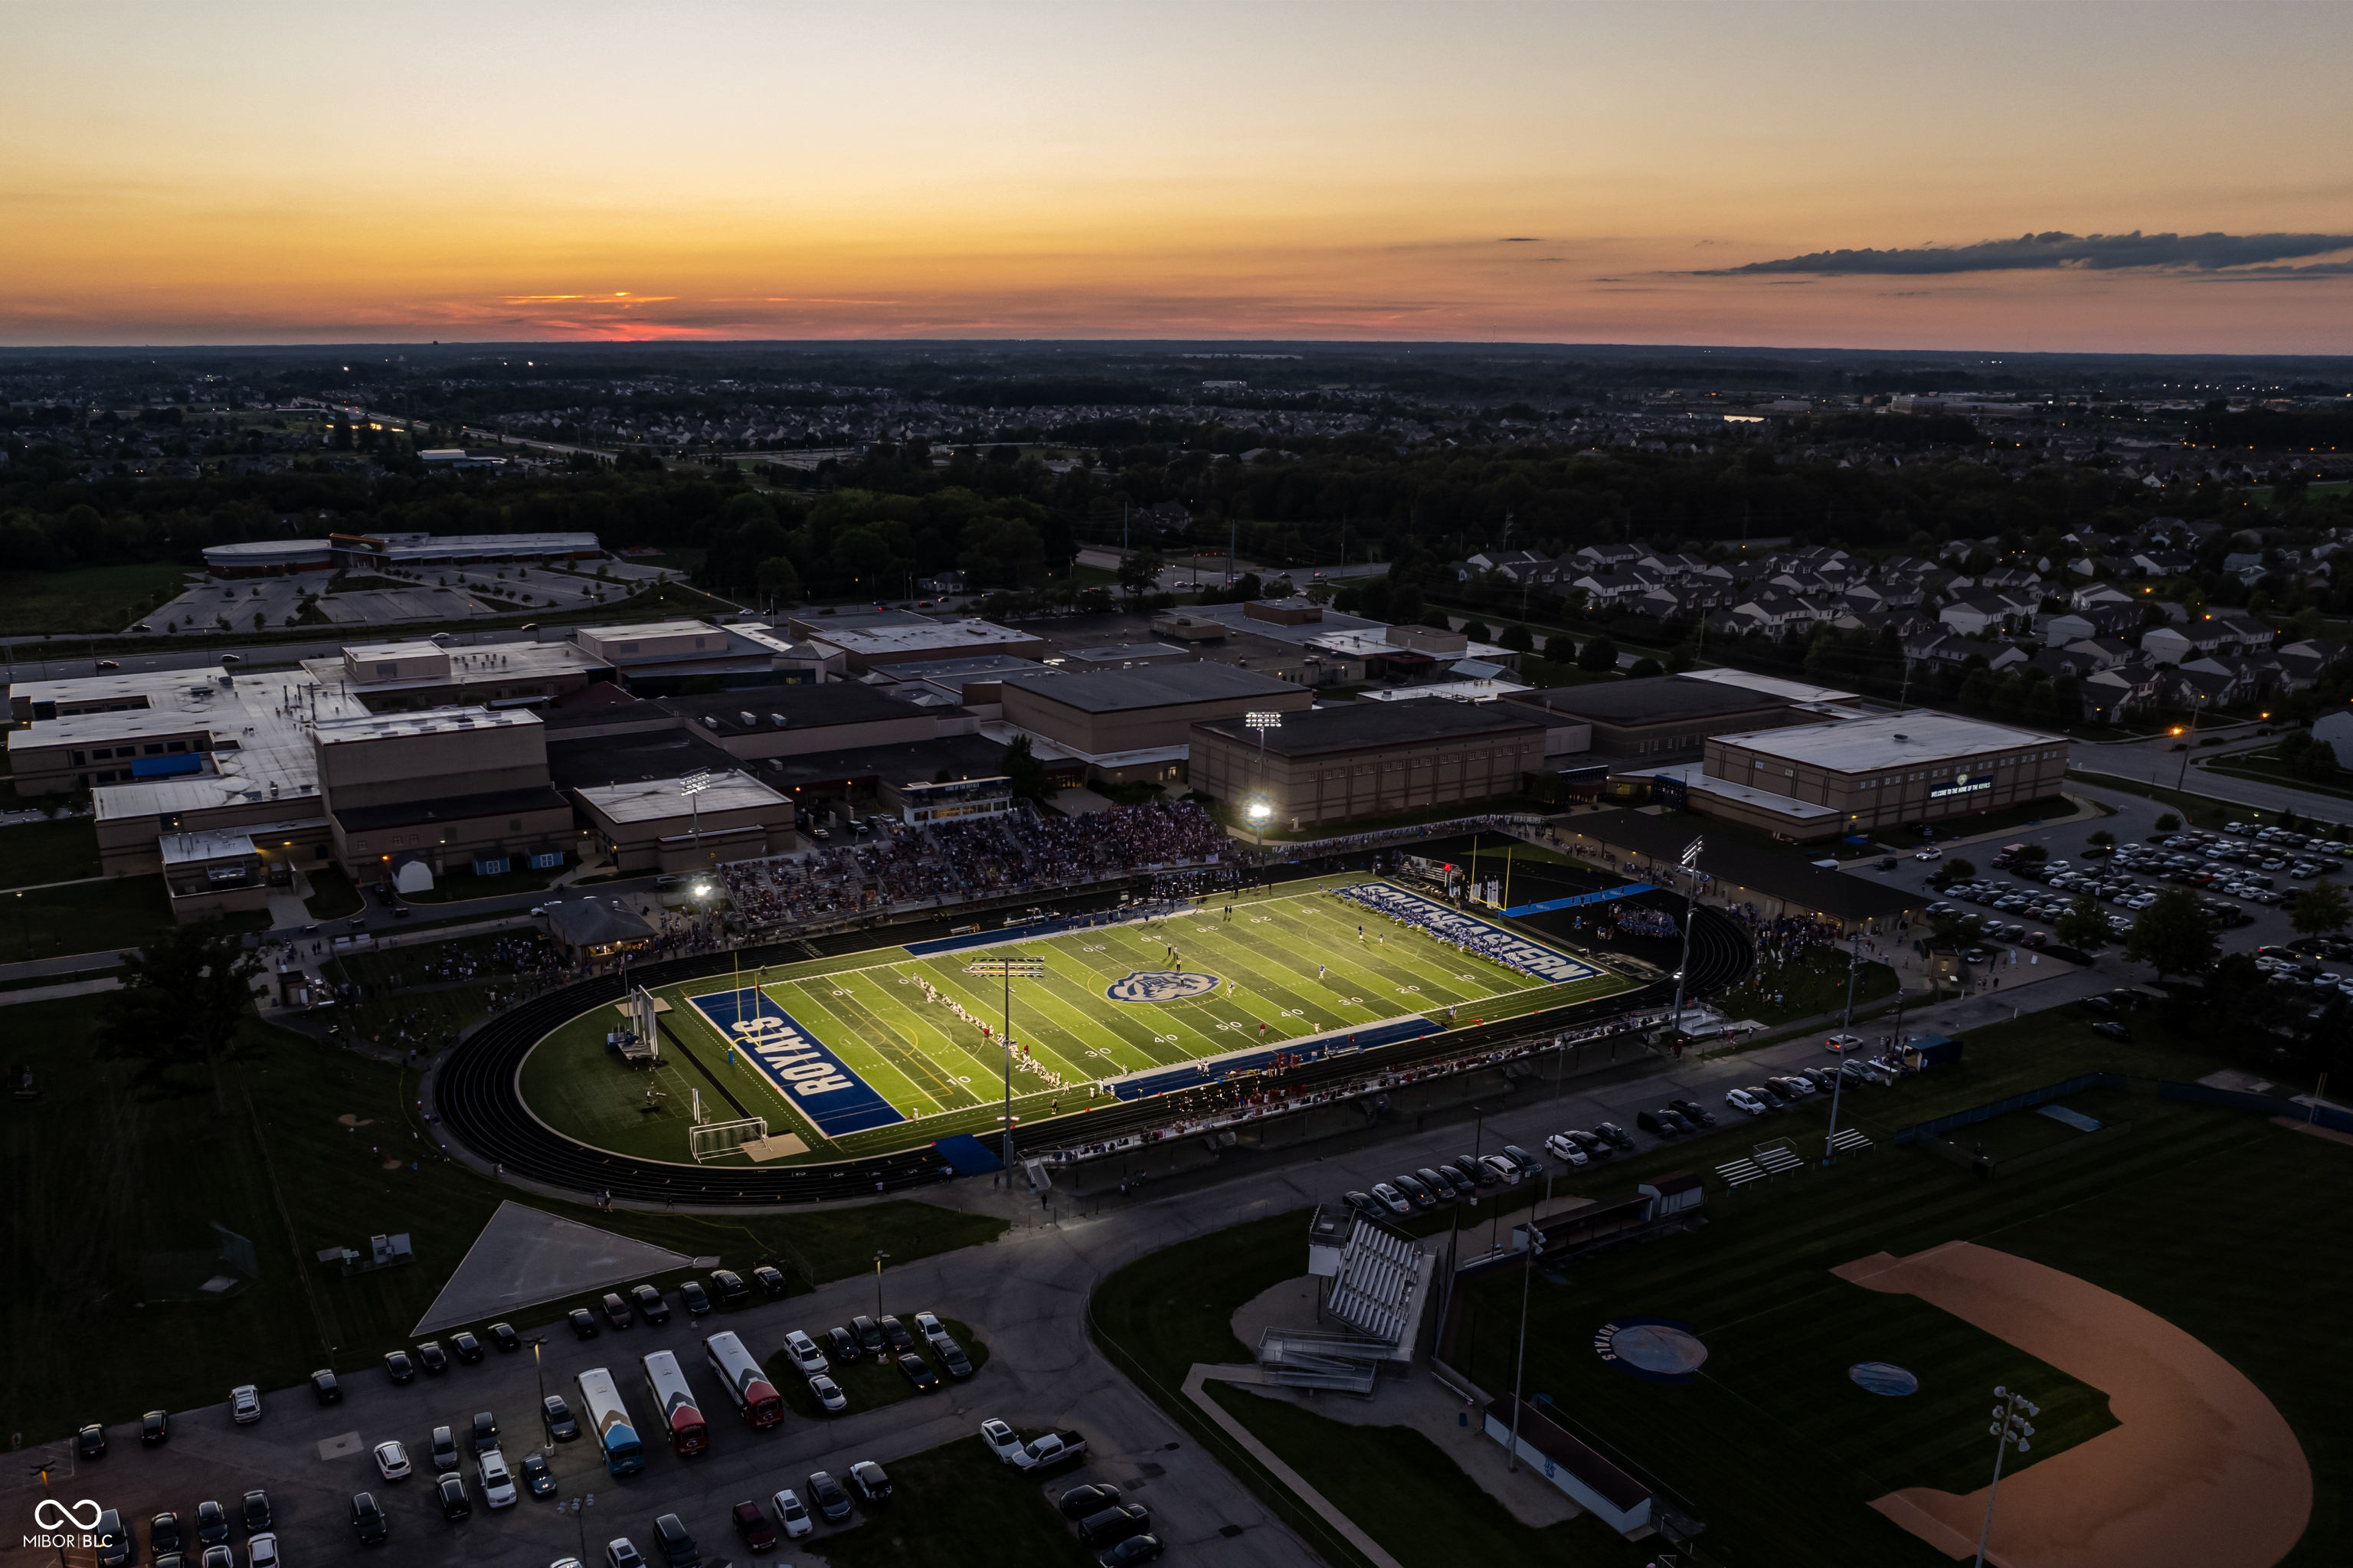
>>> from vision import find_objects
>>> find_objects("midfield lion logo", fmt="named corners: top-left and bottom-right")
top-left (1105, 971), bottom-right (1219, 1003)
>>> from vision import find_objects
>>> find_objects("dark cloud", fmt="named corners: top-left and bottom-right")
top-left (1699, 231), bottom-right (2353, 277)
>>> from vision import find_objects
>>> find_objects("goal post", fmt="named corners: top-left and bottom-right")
top-left (689, 1115), bottom-right (769, 1162)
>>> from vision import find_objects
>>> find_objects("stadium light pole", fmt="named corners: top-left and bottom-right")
top-left (680, 769), bottom-right (712, 859)
top-left (1972, 1387), bottom-right (2039, 1568)
top-left (967, 957), bottom-right (1044, 1184)
top-left (1822, 927), bottom-right (1860, 1166)
top-left (1246, 712), bottom-right (1282, 875)
top-left (1667, 835), bottom-right (1703, 1047)
top-left (1507, 1206), bottom-right (1546, 1473)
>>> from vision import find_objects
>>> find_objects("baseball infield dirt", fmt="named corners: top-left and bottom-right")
top-left (1832, 1240), bottom-right (2309, 1568)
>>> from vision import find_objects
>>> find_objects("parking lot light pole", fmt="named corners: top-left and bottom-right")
top-left (529, 1337), bottom-right (551, 1452)
top-left (1974, 1387), bottom-right (2038, 1568)
top-left (1823, 928), bottom-right (1860, 1165)
top-left (873, 1249), bottom-right (889, 1321)
top-left (1507, 1208), bottom-right (1546, 1472)
top-left (1667, 836), bottom-right (1703, 1048)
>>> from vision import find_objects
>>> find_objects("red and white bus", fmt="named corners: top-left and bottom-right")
top-left (638, 1350), bottom-right (710, 1457)
top-left (702, 1331), bottom-right (784, 1429)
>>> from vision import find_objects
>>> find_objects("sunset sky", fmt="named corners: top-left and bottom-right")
top-left (4, 0), bottom-right (2349, 351)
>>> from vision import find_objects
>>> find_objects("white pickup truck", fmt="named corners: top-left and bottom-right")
top-left (978, 1419), bottom-right (1088, 1471)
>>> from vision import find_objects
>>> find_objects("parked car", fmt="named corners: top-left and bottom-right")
top-left (631, 1285), bottom-right (671, 1324)
top-left (416, 1341), bottom-right (448, 1374)
top-left (823, 1326), bottom-right (860, 1363)
top-left (1596, 1122), bottom-right (1635, 1151)
top-left (76, 1422), bottom-right (106, 1458)
top-left (601, 1293), bottom-right (633, 1330)
top-left (678, 1281), bottom-right (712, 1316)
top-left (1342, 1190), bottom-right (1383, 1217)
top-left (384, 1350), bottom-right (417, 1383)
top-left (1078, 1505), bottom-right (1153, 1549)
top-left (450, 1331), bottom-right (483, 1363)
top-left (770, 1489), bottom-right (814, 1540)
top-left (604, 1540), bottom-right (646, 1568)
top-left (1061, 1484), bottom-right (1125, 1518)
top-left (1565, 1129), bottom-right (1608, 1157)
top-left (912, 1310), bottom-right (950, 1344)
top-left (373, 1440), bottom-right (411, 1480)
top-left (731, 1501), bottom-right (777, 1553)
top-left (896, 1353), bottom-right (941, 1393)
top-left (879, 1314), bottom-right (916, 1351)
top-left (1635, 1109), bottom-right (1681, 1139)
top-left (520, 1452), bottom-right (556, 1497)
top-left (1500, 1144), bottom-right (1546, 1177)
top-left (568, 1309), bottom-right (598, 1339)
top-left (806, 1471), bottom-right (853, 1524)
top-left (1798, 1068), bottom-right (1841, 1093)
top-left (1543, 1132), bottom-right (1589, 1166)
top-left (1391, 1173), bottom-right (1437, 1206)
top-left (152, 1512), bottom-right (185, 1554)
top-left (430, 1426), bottom-right (460, 1474)
top-left (246, 1534), bottom-right (278, 1568)
top-left (751, 1265), bottom-right (789, 1297)
top-left (934, 1335), bottom-right (975, 1380)
top-left (476, 1450), bottom-right (517, 1509)
top-left (2090, 1020), bottom-right (2132, 1041)
top-left (809, 1374), bottom-right (848, 1413)
top-left (1824, 1033), bottom-right (1864, 1053)
top-left (1413, 1166), bottom-right (1461, 1200)
top-left (1368, 1183), bottom-right (1412, 1215)
top-left (470, 1412), bottom-right (498, 1454)
top-left (1098, 1537), bottom-right (1165, 1568)
top-left (349, 1493), bottom-right (388, 1547)
top-left (712, 1269), bottom-right (750, 1305)
top-left (1725, 1088), bottom-right (1769, 1116)
top-left (230, 1386), bottom-right (262, 1425)
top-left (1766, 1074), bottom-right (1815, 1099)
top-left (848, 1460), bottom-right (892, 1505)
top-left (782, 1331), bottom-right (827, 1375)
top-left (488, 1322), bottom-right (520, 1354)
top-left (544, 1394), bottom-right (580, 1442)
top-left (1667, 1098), bottom-right (1718, 1128)
top-left (650, 1512), bottom-right (697, 1567)
top-left (1451, 1154), bottom-right (1500, 1187)
top-left (1479, 1154), bottom-right (1522, 1184)
top-left (241, 1493), bottom-right (271, 1534)
top-left (434, 1474), bottom-right (470, 1521)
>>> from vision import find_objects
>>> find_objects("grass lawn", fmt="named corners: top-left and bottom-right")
top-left (798, 1433), bottom-right (1098, 1568)
top-left (2065, 768), bottom-right (2296, 833)
top-left (520, 876), bottom-right (1632, 1162)
top-left (1713, 944), bottom-right (1900, 1026)
top-left (303, 863), bottom-right (365, 920)
top-left (0, 995), bottom-right (1006, 1443)
top-left (321, 929), bottom-right (565, 1049)
top-left (1098, 1007), bottom-right (2345, 1568)
top-left (1, 874), bottom-right (268, 961)
top-left (761, 1317), bottom-right (988, 1419)
top-left (1205, 1384), bottom-right (1644, 1568)
top-left (0, 559), bottom-right (195, 633)
top-left (2198, 748), bottom-right (2353, 804)
top-left (0, 816), bottom-right (104, 888)
top-left (402, 860), bottom-right (571, 903)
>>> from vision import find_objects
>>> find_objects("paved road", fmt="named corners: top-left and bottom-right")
top-left (0, 627), bottom-right (581, 683)
top-left (2073, 724), bottom-right (2353, 821)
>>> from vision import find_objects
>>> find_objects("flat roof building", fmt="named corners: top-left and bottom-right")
top-left (1687, 712), bottom-right (2070, 840)
top-left (1190, 699), bottom-right (1546, 830)
top-left (1503, 676), bottom-right (1801, 763)
top-left (1002, 662), bottom-right (1309, 786)
top-left (802, 617), bottom-right (1046, 673)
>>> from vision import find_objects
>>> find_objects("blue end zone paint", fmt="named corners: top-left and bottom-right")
top-left (1343, 882), bottom-right (1602, 984)
top-left (1501, 882), bottom-right (1657, 918)
top-left (1108, 1016), bottom-right (1442, 1101)
top-left (685, 988), bottom-right (905, 1138)
top-left (931, 1134), bottom-right (1004, 1175)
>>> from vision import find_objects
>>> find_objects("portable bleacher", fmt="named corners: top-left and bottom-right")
top-left (1751, 1138), bottom-right (1803, 1177)
top-left (1310, 1211), bottom-right (1433, 1378)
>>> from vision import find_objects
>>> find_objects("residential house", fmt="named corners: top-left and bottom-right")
top-left (2139, 607), bottom-right (2273, 665)
top-left (2069, 581), bottom-right (2135, 612)
top-left (1940, 591), bottom-right (2035, 638)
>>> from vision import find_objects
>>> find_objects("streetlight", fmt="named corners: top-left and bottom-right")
top-left (529, 1337), bottom-right (551, 1452)
top-left (872, 1249), bottom-right (890, 1320)
top-left (1666, 835), bottom-right (1703, 1049)
top-left (967, 956), bottom-right (1044, 1181)
top-left (1822, 927), bottom-right (1860, 1165)
top-left (1973, 1386), bottom-right (2039, 1568)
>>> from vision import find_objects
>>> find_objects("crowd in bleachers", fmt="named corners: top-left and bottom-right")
top-left (1609, 903), bottom-right (1680, 938)
top-left (709, 800), bottom-right (1232, 935)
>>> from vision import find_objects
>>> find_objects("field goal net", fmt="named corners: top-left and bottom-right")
top-left (690, 1115), bottom-right (770, 1162)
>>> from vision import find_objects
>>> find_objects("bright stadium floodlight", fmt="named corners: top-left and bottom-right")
top-left (967, 957), bottom-right (1046, 1182)
top-left (1973, 1388), bottom-right (2039, 1568)
top-left (680, 769), bottom-right (712, 852)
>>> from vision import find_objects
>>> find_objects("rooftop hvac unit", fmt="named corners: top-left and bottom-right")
top-left (770, 713), bottom-right (790, 728)
top-left (740, 712), bottom-right (758, 727)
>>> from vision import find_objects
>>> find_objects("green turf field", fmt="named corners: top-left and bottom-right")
top-left (521, 876), bottom-right (1631, 1163)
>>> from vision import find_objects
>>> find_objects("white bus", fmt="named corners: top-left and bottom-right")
top-left (640, 1349), bottom-right (711, 1457)
top-left (574, 1367), bottom-right (644, 1476)
top-left (703, 1331), bottom-right (785, 1429)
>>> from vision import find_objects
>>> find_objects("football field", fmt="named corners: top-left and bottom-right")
top-left (524, 876), bottom-right (1635, 1161)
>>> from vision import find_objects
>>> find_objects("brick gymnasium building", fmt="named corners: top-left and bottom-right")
top-left (1190, 699), bottom-right (1546, 830)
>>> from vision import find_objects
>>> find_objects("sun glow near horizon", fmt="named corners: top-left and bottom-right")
top-left (3, 1), bottom-right (2349, 350)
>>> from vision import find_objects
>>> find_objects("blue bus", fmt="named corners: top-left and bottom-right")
top-left (575, 1367), bottom-right (644, 1475)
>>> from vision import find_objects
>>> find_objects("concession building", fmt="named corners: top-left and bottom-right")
top-left (1190, 699), bottom-right (1546, 830)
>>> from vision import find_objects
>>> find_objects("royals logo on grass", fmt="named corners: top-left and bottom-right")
top-left (1106, 971), bottom-right (1220, 1003)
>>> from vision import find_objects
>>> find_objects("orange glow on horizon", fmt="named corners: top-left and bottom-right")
top-left (2, 2), bottom-right (2349, 349)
